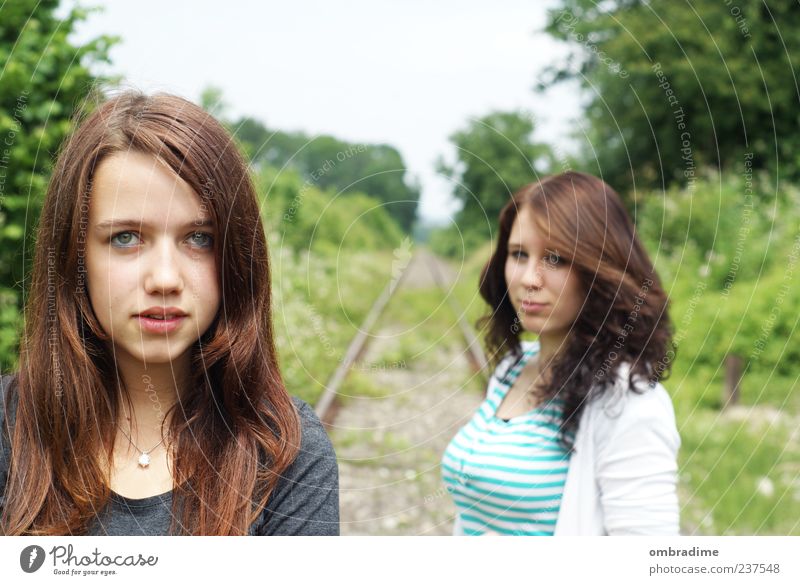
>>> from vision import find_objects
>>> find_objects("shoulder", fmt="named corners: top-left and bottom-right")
top-left (291, 396), bottom-right (332, 446)
top-left (588, 363), bottom-right (679, 448)
top-left (0, 371), bottom-right (17, 398)
top-left (288, 396), bottom-right (338, 472)
top-left (256, 396), bottom-right (339, 535)
top-left (0, 372), bottom-right (18, 428)
top-left (1, 372), bottom-right (19, 488)
top-left (491, 340), bottom-right (540, 381)
top-left (520, 340), bottom-right (540, 356)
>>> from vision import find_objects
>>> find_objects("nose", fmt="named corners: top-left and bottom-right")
top-left (143, 239), bottom-right (184, 295)
top-left (520, 259), bottom-right (544, 290)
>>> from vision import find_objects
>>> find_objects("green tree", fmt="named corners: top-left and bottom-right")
top-left (231, 117), bottom-right (420, 232)
top-left (434, 110), bottom-right (553, 255)
top-left (253, 166), bottom-right (404, 254)
top-left (541, 0), bottom-right (800, 195)
top-left (199, 85), bottom-right (229, 120)
top-left (0, 0), bottom-right (117, 369)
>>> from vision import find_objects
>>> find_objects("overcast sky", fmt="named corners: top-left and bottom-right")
top-left (67, 0), bottom-right (581, 223)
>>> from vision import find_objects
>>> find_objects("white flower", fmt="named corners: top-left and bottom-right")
top-left (756, 476), bottom-right (775, 498)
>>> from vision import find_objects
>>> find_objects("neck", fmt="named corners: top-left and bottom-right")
top-left (536, 330), bottom-right (569, 370)
top-left (114, 357), bottom-right (190, 437)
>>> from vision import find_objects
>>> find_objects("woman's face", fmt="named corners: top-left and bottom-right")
top-left (504, 206), bottom-right (584, 342)
top-left (86, 151), bottom-right (220, 372)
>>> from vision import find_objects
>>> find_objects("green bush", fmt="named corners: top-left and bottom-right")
top-left (0, 2), bottom-right (117, 371)
top-left (638, 171), bottom-right (800, 409)
top-left (256, 166), bottom-right (403, 255)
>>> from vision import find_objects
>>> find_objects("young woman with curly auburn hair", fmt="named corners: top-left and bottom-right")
top-left (0, 91), bottom-right (338, 535)
top-left (442, 171), bottom-right (680, 535)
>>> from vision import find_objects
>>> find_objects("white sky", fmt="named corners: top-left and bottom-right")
top-left (67, 0), bottom-right (581, 223)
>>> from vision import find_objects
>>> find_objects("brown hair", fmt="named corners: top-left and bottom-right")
top-left (1, 91), bottom-right (300, 535)
top-left (478, 171), bottom-right (673, 451)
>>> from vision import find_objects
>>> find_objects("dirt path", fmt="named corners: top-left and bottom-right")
top-left (329, 251), bottom-right (485, 535)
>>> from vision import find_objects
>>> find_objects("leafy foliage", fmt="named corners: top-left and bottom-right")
top-left (637, 171), bottom-right (800, 409)
top-left (0, 0), bottom-right (117, 370)
top-left (270, 238), bottom-right (394, 405)
top-left (541, 0), bottom-right (800, 195)
top-left (256, 166), bottom-right (404, 255)
top-left (232, 116), bottom-right (420, 232)
top-left (432, 110), bottom-right (553, 257)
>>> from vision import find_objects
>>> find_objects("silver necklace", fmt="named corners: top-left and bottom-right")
top-left (116, 408), bottom-right (168, 469)
top-left (117, 425), bottom-right (166, 469)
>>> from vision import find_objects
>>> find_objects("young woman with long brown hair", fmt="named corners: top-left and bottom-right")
top-left (442, 171), bottom-right (680, 535)
top-left (0, 91), bottom-right (339, 535)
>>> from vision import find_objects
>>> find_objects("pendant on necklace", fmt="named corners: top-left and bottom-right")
top-left (138, 453), bottom-right (151, 468)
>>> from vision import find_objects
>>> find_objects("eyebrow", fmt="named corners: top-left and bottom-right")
top-left (94, 219), bottom-right (214, 232)
top-left (507, 243), bottom-right (561, 254)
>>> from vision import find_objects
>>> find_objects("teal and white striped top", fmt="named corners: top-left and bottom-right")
top-left (442, 341), bottom-right (574, 535)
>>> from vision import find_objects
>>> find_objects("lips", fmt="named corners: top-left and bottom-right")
top-left (520, 300), bottom-right (548, 313)
top-left (134, 307), bottom-right (188, 334)
top-left (136, 306), bottom-right (188, 319)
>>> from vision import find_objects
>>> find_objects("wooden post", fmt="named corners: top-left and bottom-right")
top-left (724, 354), bottom-right (742, 408)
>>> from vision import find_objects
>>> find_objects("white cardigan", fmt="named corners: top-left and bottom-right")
top-left (453, 347), bottom-right (681, 536)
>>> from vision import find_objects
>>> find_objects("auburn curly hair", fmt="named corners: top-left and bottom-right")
top-left (477, 171), bottom-right (674, 452)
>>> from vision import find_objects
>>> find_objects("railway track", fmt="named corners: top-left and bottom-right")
top-left (318, 249), bottom-right (491, 535)
top-left (314, 250), bottom-right (488, 427)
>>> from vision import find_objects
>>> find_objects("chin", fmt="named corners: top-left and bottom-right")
top-left (519, 314), bottom-right (545, 329)
top-left (132, 344), bottom-right (192, 365)
top-left (521, 319), bottom-right (566, 338)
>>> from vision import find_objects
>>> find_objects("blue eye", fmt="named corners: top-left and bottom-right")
top-left (545, 251), bottom-right (562, 267)
top-left (510, 250), bottom-right (527, 259)
top-left (188, 232), bottom-right (213, 248)
top-left (110, 231), bottom-right (141, 247)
